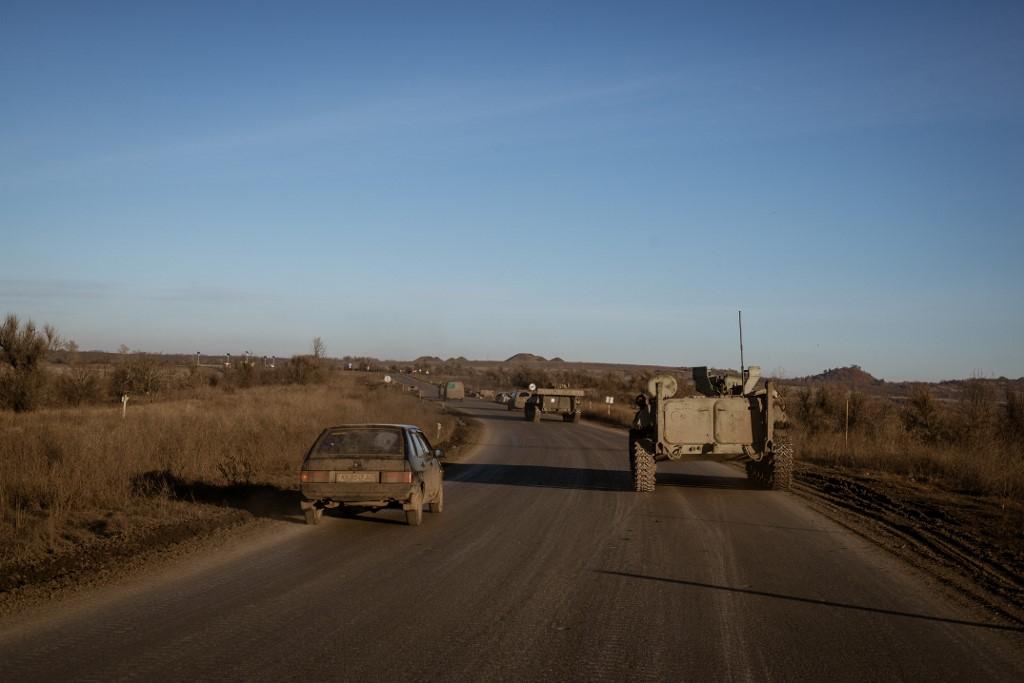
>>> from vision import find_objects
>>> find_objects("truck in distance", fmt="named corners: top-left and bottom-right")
top-left (525, 388), bottom-right (584, 423)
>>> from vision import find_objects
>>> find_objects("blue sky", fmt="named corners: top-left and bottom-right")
top-left (2, 1), bottom-right (1022, 380)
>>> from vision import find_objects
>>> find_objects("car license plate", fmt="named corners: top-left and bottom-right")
top-left (335, 471), bottom-right (378, 483)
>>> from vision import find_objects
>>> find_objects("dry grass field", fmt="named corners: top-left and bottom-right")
top-left (0, 373), bottom-right (463, 578)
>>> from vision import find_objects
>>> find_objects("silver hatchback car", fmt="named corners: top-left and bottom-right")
top-left (299, 424), bottom-right (444, 526)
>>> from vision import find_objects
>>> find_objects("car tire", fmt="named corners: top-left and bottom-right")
top-left (406, 488), bottom-right (423, 526)
top-left (428, 484), bottom-right (444, 513)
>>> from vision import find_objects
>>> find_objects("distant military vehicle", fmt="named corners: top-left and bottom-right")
top-left (629, 365), bottom-right (791, 492)
top-left (524, 388), bottom-right (584, 423)
top-left (439, 381), bottom-right (465, 401)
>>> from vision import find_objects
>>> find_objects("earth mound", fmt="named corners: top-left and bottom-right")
top-left (505, 353), bottom-right (547, 362)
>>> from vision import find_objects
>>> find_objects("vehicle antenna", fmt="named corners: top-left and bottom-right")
top-left (738, 310), bottom-right (745, 382)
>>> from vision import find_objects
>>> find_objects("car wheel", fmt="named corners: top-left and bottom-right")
top-left (304, 506), bottom-right (322, 525)
top-left (428, 484), bottom-right (444, 513)
top-left (406, 488), bottom-right (423, 526)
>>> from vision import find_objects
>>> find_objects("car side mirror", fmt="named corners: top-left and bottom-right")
top-left (434, 448), bottom-right (444, 460)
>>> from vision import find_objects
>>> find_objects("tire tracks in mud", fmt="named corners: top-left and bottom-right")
top-left (791, 466), bottom-right (1024, 627)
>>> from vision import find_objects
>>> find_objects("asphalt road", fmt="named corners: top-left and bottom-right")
top-left (1, 394), bottom-right (1022, 681)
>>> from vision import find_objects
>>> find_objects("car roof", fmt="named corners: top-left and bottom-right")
top-left (323, 423), bottom-right (421, 431)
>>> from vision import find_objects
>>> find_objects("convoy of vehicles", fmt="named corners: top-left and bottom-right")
top-left (302, 359), bottom-right (789, 525)
top-left (299, 424), bottom-right (444, 526)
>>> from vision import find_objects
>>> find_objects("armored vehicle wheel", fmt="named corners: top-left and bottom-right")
top-left (747, 441), bottom-right (794, 490)
top-left (633, 441), bottom-right (656, 493)
top-left (428, 484), bottom-right (444, 513)
top-left (528, 407), bottom-right (540, 422)
top-left (769, 441), bottom-right (794, 491)
top-left (304, 506), bottom-right (322, 525)
top-left (406, 488), bottom-right (423, 526)
top-left (571, 411), bottom-right (581, 423)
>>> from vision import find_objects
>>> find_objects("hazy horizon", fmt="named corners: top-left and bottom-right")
top-left (3, 2), bottom-right (1022, 382)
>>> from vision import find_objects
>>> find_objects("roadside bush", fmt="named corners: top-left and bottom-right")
top-left (1003, 391), bottom-right (1024, 446)
top-left (902, 386), bottom-right (947, 444)
top-left (109, 354), bottom-right (165, 397)
top-left (0, 314), bottom-right (60, 412)
top-left (54, 368), bottom-right (104, 406)
top-left (285, 355), bottom-right (323, 385)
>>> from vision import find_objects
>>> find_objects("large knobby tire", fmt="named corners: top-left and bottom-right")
top-left (633, 442), bottom-right (656, 493)
top-left (304, 506), bottom-right (322, 526)
top-left (770, 441), bottom-right (794, 491)
top-left (406, 488), bottom-right (424, 526)
top-left (428, 484), bottom-right (444, 513)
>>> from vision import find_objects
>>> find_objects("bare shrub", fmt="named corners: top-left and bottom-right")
top-left (0, 314), bottom-right (61, 412)
top-left (110, 354), bottom-right (165, 397)
top-left (1003, 390), bottom-right (1024, 446)
top-left (54, 367), bottom-right (103, 406)
top-left (902, 386), bottom-right (947, 444)
top-left (285, 355), bottom-right (323, 385)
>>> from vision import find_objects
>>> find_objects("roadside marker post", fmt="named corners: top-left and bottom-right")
top-left (121, 393), bottom-right (129, 419)
top-left (605, 395), bottom-right (614, 416)
top-left (436, 422), bottom-right (442, 440)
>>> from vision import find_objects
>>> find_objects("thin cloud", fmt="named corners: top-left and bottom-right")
top-left (0, 278), bottom-right (116, 301)
top-left (19, 75), bottom-right (680, 181)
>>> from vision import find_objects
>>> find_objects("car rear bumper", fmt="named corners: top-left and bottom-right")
top-left (300, 483), bottom-right (416, 505)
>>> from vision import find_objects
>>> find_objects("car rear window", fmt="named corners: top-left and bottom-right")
top-left (313, 428), bottom-right (404, 457)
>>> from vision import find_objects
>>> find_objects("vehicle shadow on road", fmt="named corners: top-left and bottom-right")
top-left (595, 570), bottom-right (1024, 633)
top-left (443, 463), bottom-right (754, 492)
top-left (461, 403), bottom-right (509, 412)
top-left (132, 470), bottom-right (306, 524)
top-left (465, 411), bottom-right (532, 422)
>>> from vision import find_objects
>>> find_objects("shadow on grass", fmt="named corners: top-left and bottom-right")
top-left (443, 463), bottom-right (753, 492)
top-left (132, 470), bottom-right (305, 524)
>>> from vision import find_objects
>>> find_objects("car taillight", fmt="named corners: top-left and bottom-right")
top-left (300, 471), bottom-right (332, 483)
top-left (380, 471), bottom-right (412, 483)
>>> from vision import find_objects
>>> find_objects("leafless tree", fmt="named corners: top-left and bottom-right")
top-left (312, 336), bottom-right (325, 361)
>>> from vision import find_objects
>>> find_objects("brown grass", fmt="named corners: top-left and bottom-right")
top-left (0, 374), bottom-right (460, 567)
top-left (787, 383), bottom-right (1024, 498)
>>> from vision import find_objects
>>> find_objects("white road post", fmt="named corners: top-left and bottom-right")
top-left (121, 393), bottom-right (129, 419)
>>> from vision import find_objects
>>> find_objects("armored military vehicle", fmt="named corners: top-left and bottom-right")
top-left (629, 365), bottom-right (791, 492)
top-left (439, 380), bottom-right (465, 401)
top-left (524, 388), bottom-right (584, 422)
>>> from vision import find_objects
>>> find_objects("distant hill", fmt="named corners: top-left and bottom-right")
top-left (413, 356), bottom-right (443, 364)
top-left (505, 353), bottom-right (547, 362)
top-left (800, 365), bottom-right (882, 386)
top-left (549, 357), bottom-right (565, 363)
